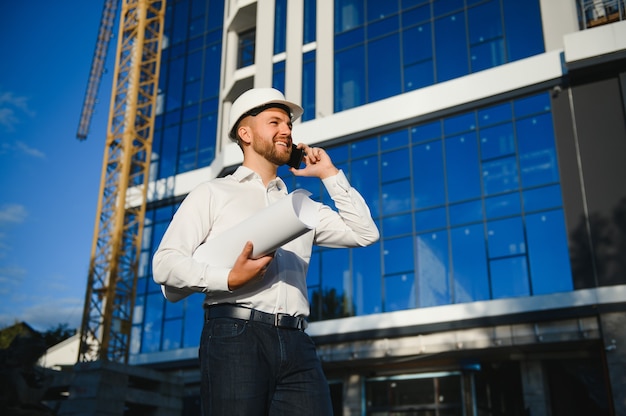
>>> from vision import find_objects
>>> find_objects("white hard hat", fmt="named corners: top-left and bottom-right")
top-left (228, 88), bottom-right (304, 140)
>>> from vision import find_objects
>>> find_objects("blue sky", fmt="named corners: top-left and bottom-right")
top-left (0, 2), bottom-right (115, 331)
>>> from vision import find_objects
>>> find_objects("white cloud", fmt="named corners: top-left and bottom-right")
top-left (0, 297), bottom-right (84, 331)
top-left (0, 108), bottom-right (19, 131)
top-left (0, 90), bottom-right (36, 131)
top-left (0, 265), bottom-right (27, 294)
top-left (15, 140), bottom-right (46, 158)
top-left (0, 203), bottom-right (28, 224)
top-left (0, 232), bottom-right (8, 258)
top-left (0, 139), bottom-right (46, 159)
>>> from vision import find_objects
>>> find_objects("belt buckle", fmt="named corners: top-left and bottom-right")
top-left (274, 313), bottom-right (280, 327)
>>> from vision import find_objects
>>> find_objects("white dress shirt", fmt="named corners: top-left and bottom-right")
top-left (152, 166), bottom-right (379, 317)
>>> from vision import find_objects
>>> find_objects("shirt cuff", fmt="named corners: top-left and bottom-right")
top-left (204, 266), bottom-right (232, 293)
top-left (322, 169), bottom-right (351, 197)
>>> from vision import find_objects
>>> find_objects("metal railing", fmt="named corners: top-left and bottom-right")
top-left (579, 0), bottom-right (626, 29)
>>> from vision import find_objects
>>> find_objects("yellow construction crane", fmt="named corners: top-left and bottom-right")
top-left (76, 0), bottom-right (118, 141)
top-left (77, 0), bottom-right (166, 363)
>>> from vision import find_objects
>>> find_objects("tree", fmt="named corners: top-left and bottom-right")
top-left (42, 323), bottom-right (76, 349)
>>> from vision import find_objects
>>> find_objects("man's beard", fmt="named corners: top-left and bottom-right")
top-left (252, 138), bottom-right (291, 166)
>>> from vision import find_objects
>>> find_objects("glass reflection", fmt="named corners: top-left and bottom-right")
top-left (385, 273), bottom-right (416, 312)
top-left (416, 231), bottom-right (450, 307)
top-left (452, 225), bottom-right (489, 302)
top-left (490, 256), bottom-right (530, 298)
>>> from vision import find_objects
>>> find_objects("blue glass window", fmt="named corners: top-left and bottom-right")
top-left (162, 319), bottom-right (182, 350)
top-left (321, 248), bottom-right (351, 315)
top-left (482, 156), bottom-right (519, 195)
top-left (382, 179), bottom-right (412, 215)
top-left (403, 23), bottom-right (434, 91)
top-left (335, 0), bottom-right (364, 33)
top-left (433, 0), bottom-right (464, 16)
top-left (487, 217), bottom-right (526, 258)
top-left (368, 34), bottom-right (402, 102)
top-left (384, 236), bottom-right (414, 275)
top-left (471, 38), bottom-right (505, 72)
top-left (274, 0), bottom-right (287, 54)
top-left (449, 200), bottom-right (483, 226)
top-left (485, 192), bottom-right (522, 219)
top-left (385, 273), bottom-right (416, 312)
top-left (503, 0), bottom-right (544, 61)
top-left (273, 60), bottom-right (286, 93)
top-left (238, 30), bottom-right (255, 68)
top-left (142, 293), bottom-right (164, 353)
top-left (516, 113), bottom-right (560, 187)
top-left (415, 207), bottom-right (447, 232)
top-left (304, 0), bottom-right (316, 44)
top-left (202, 44), bottom-right (222, 97)
top-left (490, 256), bottom-right (530, 298)
top-left (183, 295), bottom-right (204, 348)
top-left (171, 1), bottom-right (189, 44)
top-left (412, 121), bottom-right (441, 144)
top-left (382, 148), bottom-right (410, 182)
top-left (335, 46), bottom-right (366, 111)
top-left (350, 156), bottom-right (381, 217)
top-left (180, 120), bottom-right (198, 153)
top-left (159, 125), bottom-right (180, 178)
top-left (383, 213), bottom-right (412, 238)
top-left (353, 242), bottom-right (383, 315)
top-left (526, 210), bottom-right (573, 295)
top-left (446, 134), bottom-right (481, 202)
top-left (478, 102), bottom-right (512, 127)
top-left (351, 137), bottom-right (378, 158)
top-left (166, 58), bottom-right (184, 111)
top-left (367, 1), bottom-right (397, 21)
top-left (413, 141), bottom-right (445, 209)
top-left (302, 51), bottom-right (316, 121)
top-left (451, 225), bottom-right (489, 302)
top-left (416, 231), bottom-right (450, 307)
top-left (381, 129), bottom-right (409, 151)
top-left (434, 13), bottom-right (468, 82)
top-left (468, 0), bottom-right (504, 71)
top-left (480, 123), bottom-right (515, 160)
top-left (523, 185), bottom-right (563, 212)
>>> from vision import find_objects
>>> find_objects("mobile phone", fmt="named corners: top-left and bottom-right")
top-left (287, 144), bottom-right (304, 168)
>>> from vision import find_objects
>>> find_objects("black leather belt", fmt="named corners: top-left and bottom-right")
top-left (205, 304), bottom-right (308, 331)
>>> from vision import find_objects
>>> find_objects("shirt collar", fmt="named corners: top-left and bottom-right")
top-left (232, 166), bottom-right (287, 192)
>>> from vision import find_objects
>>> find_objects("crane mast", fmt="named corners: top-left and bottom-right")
top-left (78, 0), bottom-right (166, 363)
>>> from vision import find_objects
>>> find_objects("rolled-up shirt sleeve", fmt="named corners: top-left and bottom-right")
top-left (315, 170), bottom-right (380, 247)
top-left (152, 184), bottom-right (231, 294)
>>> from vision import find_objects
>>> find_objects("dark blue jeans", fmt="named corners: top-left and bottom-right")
top-left (199, 317), bottom-right (333, 416)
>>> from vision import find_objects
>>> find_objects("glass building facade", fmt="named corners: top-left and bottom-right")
top-left (333, 0), bottom-right (544, 111)
top-left (151, 0), bottom-right (224, 180)
top-left (127, 0), bottom-right (626, 414)
top-left (135, 0), bottom-right (570, 352)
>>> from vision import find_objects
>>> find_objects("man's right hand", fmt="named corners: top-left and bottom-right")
top-left (227, 241), bottom-right (274, 290)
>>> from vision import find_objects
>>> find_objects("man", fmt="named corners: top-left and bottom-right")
top-left (152, 88), bottom-right (379, 415)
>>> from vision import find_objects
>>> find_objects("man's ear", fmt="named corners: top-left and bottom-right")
top-left (238, 125), bottom-right (252, 146)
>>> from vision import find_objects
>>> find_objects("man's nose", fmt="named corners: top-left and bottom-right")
top-left (279, 122), bottom-right (292, 135)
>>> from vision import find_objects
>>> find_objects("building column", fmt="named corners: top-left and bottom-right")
top-left (600, 311), bottom-right (626, 415)
top-left (343, 374), bottom-right (362, 416)
top-left (520, 360), bottom-right (551, 416)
